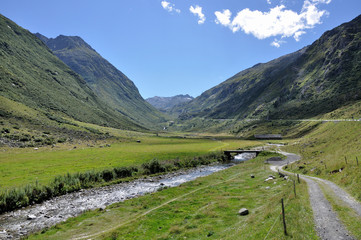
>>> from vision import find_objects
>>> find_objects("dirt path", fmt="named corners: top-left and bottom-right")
top-left (269, 151), bottom-right (358, 240)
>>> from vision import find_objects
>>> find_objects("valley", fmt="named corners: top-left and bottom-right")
top-left (0, 5), bottom-right (361, 240)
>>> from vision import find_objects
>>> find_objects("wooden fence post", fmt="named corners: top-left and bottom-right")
top-left (297, 174), bottom-right (300, 184)
top-left (293, 180), bottom-right (297, 198)
top-left (356, 157), bottom-right (359, 166)
top-left (345, 156), bottom-right (348, 165)
top-left (281, 198), bottom-right (288, 236)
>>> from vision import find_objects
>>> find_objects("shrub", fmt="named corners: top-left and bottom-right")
top-left (102, 169), bottom-right (116, 182)
top-left (1, 128), bottom-right (10, 134)
top-left (114, 167), bottom-right (134, 178)
top-left (142, 159), bottom-right (166, 175)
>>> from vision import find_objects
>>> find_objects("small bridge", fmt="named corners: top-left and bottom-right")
top-left (224, 150), bottom-right (262, 160)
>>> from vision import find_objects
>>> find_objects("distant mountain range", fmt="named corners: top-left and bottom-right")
top-left (35, 33), bottom-right (166, 129)
top-left (146, 94), bottom-right (194, 112)
top-left (175, 14), bottom-right (361, 121)
top-left (0, 14), bottom-right (142, 131)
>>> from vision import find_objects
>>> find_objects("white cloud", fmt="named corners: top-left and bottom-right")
top-left (215, 9), bottom-right (232, 26)
top-left (271, 39), bottom-right (286, 48)
top-left (311, 0), bottom-right (332, 4)
top-left (190, 5), bottom-right (206, 24)
top-left (302, 0), bottom-right (327, 26)
top-left (267, 0), bottom-right (272, 4)
top-left (294, 30), bottom-right (306, 41)
top-left (214, 0), bottom-right (330, 45)
top-left (161, 1), bottom-right (181, 13)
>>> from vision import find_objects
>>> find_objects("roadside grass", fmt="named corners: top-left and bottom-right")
top-left (29, 153), bottom-right (317, 240)
top-left (0, 137), bottom-right (259, 189)
top-left (283, 121), bottom-right (361, 201)
top-left (319, 183), bottom-right (361, 239)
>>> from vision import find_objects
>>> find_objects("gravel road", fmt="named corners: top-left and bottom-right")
top-left (269, 151), bottom-right (359, 240)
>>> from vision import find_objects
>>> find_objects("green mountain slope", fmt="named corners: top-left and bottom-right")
top-left (177, 14), bottom-right (361, 120)
top-left (35, 34), bottom-right (166, 128)
top-left (0, 14), bottom-right (142, 131)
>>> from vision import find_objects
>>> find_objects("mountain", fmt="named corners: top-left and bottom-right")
top-left (35, 33), bottom-right (166, 128)
top-left (0, 14), bottom-right (142, 131)
top-left (177, 15), bottom-right (361, 121)
top-left (146, 94), bottom-right (194, 112)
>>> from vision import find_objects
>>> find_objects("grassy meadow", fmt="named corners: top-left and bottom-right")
top-left (0, 136), bottom-right (259, 189)
top-left (29, 152), bottom-right (317, 240)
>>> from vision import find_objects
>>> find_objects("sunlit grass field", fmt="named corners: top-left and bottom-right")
top-left (0, 136), bottom-right (260, 189)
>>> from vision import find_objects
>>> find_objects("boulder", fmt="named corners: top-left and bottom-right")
top-left (238, 208), bottom-right (249, 216)
top-left (27, 214), bottom-right (36, 220)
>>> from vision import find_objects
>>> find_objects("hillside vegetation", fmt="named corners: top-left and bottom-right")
top-left (283, 121), bottom-right (361, 201)
top-left (35, 34), bottom-right (167, 129)
top-left (175, 14), bottom-right (361, 122)
top-left (0, 14), bottom-right (143, 133)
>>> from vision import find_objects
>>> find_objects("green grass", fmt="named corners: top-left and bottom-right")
top-left (283, 121), bottom-right (361, 201)
top-left (28, 153), bottom-right (317, 240)
top-left (0, 137), bottom-right (259, 189)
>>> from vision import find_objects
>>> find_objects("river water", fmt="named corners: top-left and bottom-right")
top-left (0, 153), bottom-right (254, 239)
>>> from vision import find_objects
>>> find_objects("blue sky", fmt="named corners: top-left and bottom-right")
top-left (1, 0), bottom-right (361, 98)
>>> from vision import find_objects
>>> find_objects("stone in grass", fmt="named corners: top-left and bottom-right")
top-left (238, 208), bottom-right (249, 216)
top-left (27, 214), bottom-right (36, 220)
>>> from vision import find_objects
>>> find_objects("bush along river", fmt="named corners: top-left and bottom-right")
top-left (0, 153), bottom-right (255, 239)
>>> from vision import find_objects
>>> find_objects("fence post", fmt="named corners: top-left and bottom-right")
top-left (356, 157), bottom-right (359, 166)
top-left (293, 180), bottom-right (297, 198)
top-left (345, 156), bottom-right (348, 165)
top-left (297, 174), bottom-right (300, 184)
top-left (281, 198), bottom-right (288, 236)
